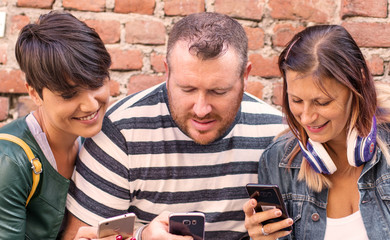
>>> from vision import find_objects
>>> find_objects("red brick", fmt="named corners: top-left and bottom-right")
top-left (114, 0), bottom-right (155, 14)
top-left (246, 81), bottom-right (264, 100)
top-left (108, 48), bottom-right (143, 70)
top-left (269, 0), bottom-right (334, 23)
top-left (272, 24), bottom-right (305, 47)
top-left (0, 70), bottom-right (27, 93)
top-left (341, 0), bottom-right (387, 19)
top-left (367, 55), bottom-right (384, 76)
top-left (84, 19), bottom-right (120, 44)
top-left (125, 19), bottom-right (166, 45)
top-left (11, 15), bottom-right (30, 34)
top-left (109, 80), bottom-right (120, 97)
top-left (16, 96), bottom-right (37, 118)
top-left (215, 0), bottom-right (265, 21)
top-left (249, 54), bottom-right (280, 78)
top-left (17, 0), bottom-right (54, 8)
top-left (244, 27), bottom-right (264, 50)
top-left (272, 82), bottom-right (283, 106)
top-left (0, 97), bottom-right (9, 121)
top-left (127, 75), bottom-right (165, 95)
top-left (164, 0), bottom-right (204, 16)
top-left (150, 53), bottom-right (166, 73)
top-left (0, 44), bottom-right (7, 65)
top-left (63, 0), bottom-right (105, 12)
top-left (342, 22), bottom-right (390, 47)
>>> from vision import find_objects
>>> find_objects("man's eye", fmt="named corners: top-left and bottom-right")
top-left (212, 90), bottom-right (227, 95)
top-left (182, 88), bottom-right (195, 93)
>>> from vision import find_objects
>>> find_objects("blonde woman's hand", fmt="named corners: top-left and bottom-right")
top-left (243, 199), bottom-right (293, 240)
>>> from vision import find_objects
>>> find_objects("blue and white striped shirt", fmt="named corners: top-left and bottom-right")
top-left (67, 82), bottom-right (285, 239)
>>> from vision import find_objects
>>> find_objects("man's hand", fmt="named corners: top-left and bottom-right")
top-left (141, 211), bottom-right (193, 240)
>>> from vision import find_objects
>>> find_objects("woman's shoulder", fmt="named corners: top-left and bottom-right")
top-left (0, 117), bottom-right (39, 168)
top-left (263, 131), bottom-right (297, 156)
top-left (261, 132), bottom-right (304, 171)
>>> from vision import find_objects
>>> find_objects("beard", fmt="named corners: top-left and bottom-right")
top-left (168, 89), bottom-right (244, 145)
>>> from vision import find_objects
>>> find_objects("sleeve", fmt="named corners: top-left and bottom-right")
top-left (0, 154), bottom-right (30, 239)
top-left (66, 117), bottom-right (131, 226)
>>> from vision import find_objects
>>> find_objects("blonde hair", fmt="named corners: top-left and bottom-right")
top-left (292, 81), bottom-right (390, 192)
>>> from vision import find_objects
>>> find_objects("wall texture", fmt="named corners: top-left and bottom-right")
top-left (0, 0), bottom-right (390, 126)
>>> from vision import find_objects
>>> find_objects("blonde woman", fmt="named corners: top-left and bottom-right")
top-left (243, 25), bottom-right (390, 240)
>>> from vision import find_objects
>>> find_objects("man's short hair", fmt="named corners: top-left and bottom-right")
top-left (166, 12), bottom-right (248, 77)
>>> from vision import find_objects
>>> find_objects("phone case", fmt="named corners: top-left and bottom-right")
top-left (246, 183), bottom-right (292, 231)
top-left (169, 212), bottom-right (205, 240)
top-left (97, 213), bottom-right (136, 238)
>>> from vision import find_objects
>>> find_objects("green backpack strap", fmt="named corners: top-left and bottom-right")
top-left (0, 133), bottom-right (42, 207)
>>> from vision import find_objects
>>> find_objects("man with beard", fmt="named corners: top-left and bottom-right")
top-left (64, 12), bottom-right (285, 240)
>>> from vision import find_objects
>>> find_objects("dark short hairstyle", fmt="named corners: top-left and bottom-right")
top-left (166, 12), bottom-right (248, 77)
top-left (15, 11), bottom-right (111, 98)
top-left (278, 25), bottom-right (376, 142)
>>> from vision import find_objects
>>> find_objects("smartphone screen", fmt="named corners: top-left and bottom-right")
top-left (169, 212), bottom-right (205, 240)
top-left (97, 213), bottom-right (136, 238)
top-left (246, 183), bottom-right (292, 231)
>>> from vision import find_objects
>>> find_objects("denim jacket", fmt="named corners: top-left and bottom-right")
top-left (258, 125), bottom-right (390, 240)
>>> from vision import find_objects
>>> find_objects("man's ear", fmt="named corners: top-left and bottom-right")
top-left (243, 61), bottom-right (252, 91)
top-left (25, 83), bottom-right (43, 106)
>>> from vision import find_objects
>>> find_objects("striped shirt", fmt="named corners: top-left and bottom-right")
top-left (66, 82), bottom-right (285, 239)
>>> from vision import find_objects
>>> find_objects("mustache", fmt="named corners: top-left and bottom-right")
top-left (190, 113), bottom-right (220, 121)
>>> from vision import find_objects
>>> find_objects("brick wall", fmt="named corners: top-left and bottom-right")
top-left (0, 0), bottom-right (390, 126)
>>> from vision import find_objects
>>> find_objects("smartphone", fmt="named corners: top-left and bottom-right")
top-left (97, 213), bottom-right (136, 238)
top-left (169, 212), bottom-right (205, 240)
top-left (246, 183), bottom-right (292, 231)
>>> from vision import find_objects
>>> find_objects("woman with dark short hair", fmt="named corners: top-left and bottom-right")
top-left (0, 11), bottom-right (111, 239)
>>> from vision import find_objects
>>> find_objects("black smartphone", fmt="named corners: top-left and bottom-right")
top-left (169, 212), bottom-right (205, 240)
top-left (246, 183), bottom-right (292, 231)
top-left (97, 213), bottom-right (136, 238)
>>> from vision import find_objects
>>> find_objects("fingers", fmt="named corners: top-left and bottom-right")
top-left (155, 211), bottom-right (171, 225)
top-left (260, 209), bottom-right (284, 223)
top-left (261, 218), bottom-right (293, 236)
top-left (244, 206), bottom-right (294, 240)
top-left (243, 199), bottom-right (257, 217)
top-left (141, 211), bottom-right (173, 239)
top-left (249, 221), bottom-right (292, 240)
top-left (246, 207), bottom-right (280, 230)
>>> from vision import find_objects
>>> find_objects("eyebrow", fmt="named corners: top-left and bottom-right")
top-left (287, 92), bottom-right (334, 100)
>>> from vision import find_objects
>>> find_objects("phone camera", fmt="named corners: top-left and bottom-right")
top-left (183, 220), bottom-right (191, 225)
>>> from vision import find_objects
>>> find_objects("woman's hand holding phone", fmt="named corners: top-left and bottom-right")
top-left (74, 226), bottom-right (129, 240)
top-left (243, 199), bottom-right (293, 239)
top-left (243, 184), bottom-right (293, 239)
